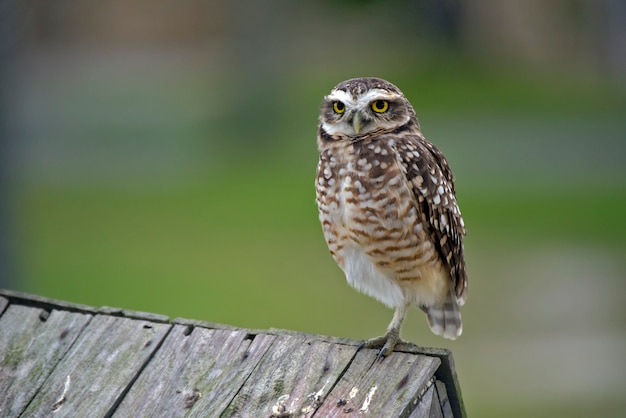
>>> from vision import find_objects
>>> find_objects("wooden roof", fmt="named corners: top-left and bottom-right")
top-left (0, 289), bottom-right (465, 417)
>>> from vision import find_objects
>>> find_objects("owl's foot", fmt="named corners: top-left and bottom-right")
top-left (357, 329), bottom-right (403, 361)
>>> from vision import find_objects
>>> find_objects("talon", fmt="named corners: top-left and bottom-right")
top-left (359, 330), bottom-right (402, 359)
top-left (376, 347), bottom-right (389, 362)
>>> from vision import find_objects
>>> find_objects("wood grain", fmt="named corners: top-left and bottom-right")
top-left (222, 333), bottom-right (357, 417)
top-left (315, 348), bottom-right (440, 417)
top-left (0, 304), bottom-right (91, 418)
top-left (20, 314), bottom-right (171, 418)
top-left (114, 326), bottom-right (276, 417)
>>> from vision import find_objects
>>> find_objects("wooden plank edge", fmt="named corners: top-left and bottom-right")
top-left (99, 306), bottom-right (170, 323)
top-left (435, 380), bottom-right (455, 418)
top-left (0, 295), bottom-right (9, 315)
top-left (393, 344), bottom-right (466, 418)
top-left (0, 289), bottom-right (99, 315)
top-left (268, 327), bottom-right (364, 347)
top-left (171, 317), bottom-right (240, 331)
top-left (0, 289), bottom-right (171, 323)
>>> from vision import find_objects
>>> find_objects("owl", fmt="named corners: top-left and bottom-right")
top-left (315, 77), bottom-right (467, 357)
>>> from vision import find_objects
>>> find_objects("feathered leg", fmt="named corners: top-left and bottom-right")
top-left (359, 301), bottom-right (410, 360)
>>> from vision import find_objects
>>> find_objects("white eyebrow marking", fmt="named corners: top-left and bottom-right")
top-left (326, 90), bottom-right (356, 107)
top-left (327, 88), bottom-right (397, 109)
top-left (357, 89), bottom-right (396, 107)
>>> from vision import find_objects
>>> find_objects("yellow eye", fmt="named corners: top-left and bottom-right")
top-left (332, 101), bottom-right (345, 114)
top-left (371, 100), bottom-right (389, 113)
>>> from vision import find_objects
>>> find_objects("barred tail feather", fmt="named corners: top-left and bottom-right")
top-left (424, 292), bottom-right (462, 340)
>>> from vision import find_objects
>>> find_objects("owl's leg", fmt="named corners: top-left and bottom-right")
top-left (359, 301), bottom-right (410, 360)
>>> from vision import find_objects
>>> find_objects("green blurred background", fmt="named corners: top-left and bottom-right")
top-left (1, 1), bottom-right (625, 416)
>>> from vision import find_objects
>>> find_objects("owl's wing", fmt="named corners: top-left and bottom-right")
top-left (396, 135), bottom-right (468, 304)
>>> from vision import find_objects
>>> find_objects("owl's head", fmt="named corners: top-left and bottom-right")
top-left (318, 77), bottom-right (417, 141)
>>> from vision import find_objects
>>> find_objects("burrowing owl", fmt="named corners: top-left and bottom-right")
top-left (316, 77), bottom-right (467, 357)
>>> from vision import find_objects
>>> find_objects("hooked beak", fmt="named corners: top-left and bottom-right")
top-left (352, 112), bottom-right (364, 135)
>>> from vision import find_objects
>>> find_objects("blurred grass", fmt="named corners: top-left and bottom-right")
top-left (14, 163), bottom-right (626, 322)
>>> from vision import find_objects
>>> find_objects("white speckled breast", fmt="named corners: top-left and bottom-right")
top-left (316, 138), bottom-right (448, 309)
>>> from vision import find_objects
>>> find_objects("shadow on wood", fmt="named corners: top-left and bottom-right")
top-left (0, 289), bottom-right (465, 417)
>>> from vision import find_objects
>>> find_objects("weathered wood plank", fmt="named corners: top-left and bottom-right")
top-left (407, 382), bottom-right (438, 418)
top-left (113, 326), bottom-right (276, 417)
top-left (188, 332), bottom-right (276, 416)
top-left (0, 290), bottom-right (465, 417)
top-left (221, 333), bottom-right (358, 417)
top-left (315, 349), bottom-right (441, 417)
top-left (428, 383), bottom-right (445, 418)
top-left (0, 304), bottom-right (91, 418)
top-left (393, 345), bottom-right (465, 418)
top-left (20, 314), bottom-right (171, 418)
top-left (435, 380), bottom-right (454, 418)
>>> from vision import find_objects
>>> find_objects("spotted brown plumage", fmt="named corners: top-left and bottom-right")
top-left (315, 77), bottom-right (467, 357)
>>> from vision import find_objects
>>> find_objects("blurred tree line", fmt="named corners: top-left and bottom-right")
top-left (12, 0), bottom-right (625, 77)
top-left (5, 0), bottom-right (623, 156)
